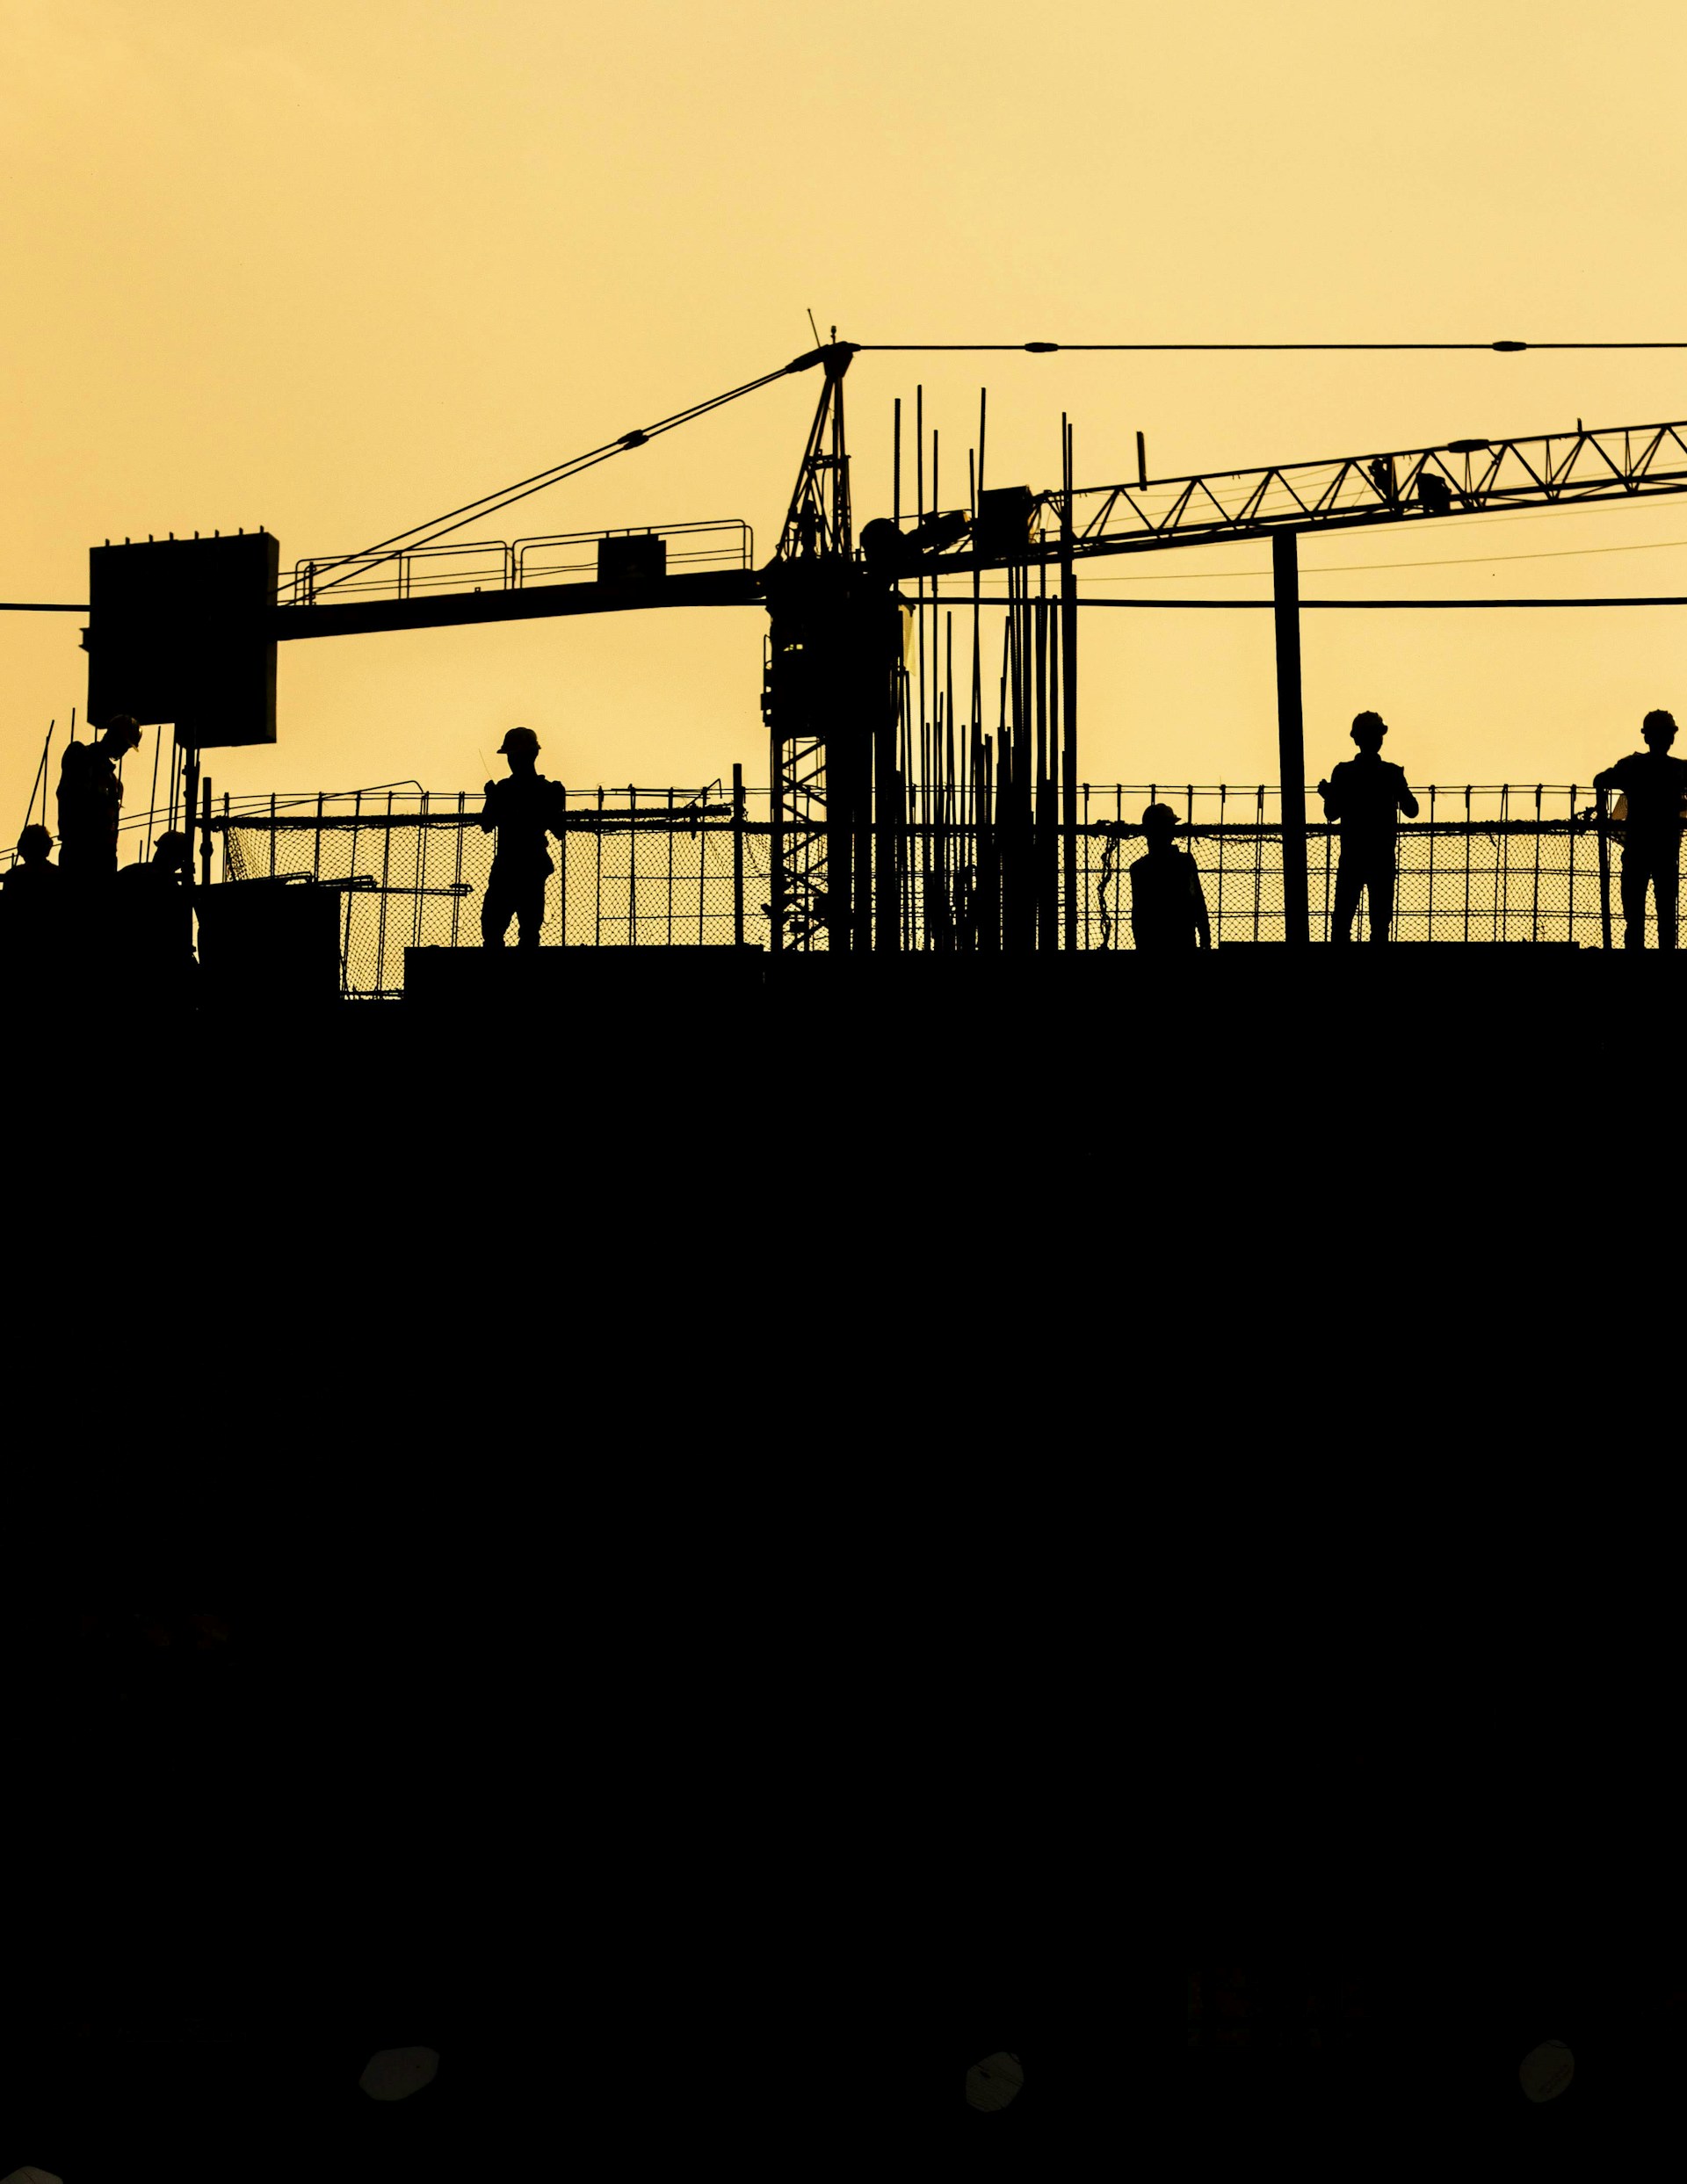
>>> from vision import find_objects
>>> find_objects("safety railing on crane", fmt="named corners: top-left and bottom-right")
top-left (283, 520), bottom-right (754, 608)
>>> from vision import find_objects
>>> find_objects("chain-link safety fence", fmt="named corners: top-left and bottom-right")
top-left (208, 783), bottom-right (1669, 996)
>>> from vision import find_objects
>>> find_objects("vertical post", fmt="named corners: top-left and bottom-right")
top-left (770, 709), bottom-right (785, 956)
top-left (1272, 532), bottom-right (1309, 945)
top-left (1597, 785), bottom-right (1611, 950)
top-left (558, 785), bottom-right (568, 946)
top-left (732, 762), bottom-right (745, 947)
top-left (1061, 418), bottom-right (1079, 950)
top-left (179, 739), bottom-right (199, 895)
top-left (199, 779), bottom-right (213, 899)
top-left (1034, 585), bottom-right (1051, 951)
top-left (452, 788), bottom-right (466, 950)
top-left (875, 614), bottom-right (901, 956)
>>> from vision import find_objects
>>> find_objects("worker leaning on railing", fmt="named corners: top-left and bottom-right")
top-left (1593, 709), bottom-right (1687, 952)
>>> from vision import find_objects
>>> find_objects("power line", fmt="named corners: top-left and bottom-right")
top-left (1046, 534), bottom-right (1687, 584)
top-left (1068, 597), bottom-right (1687, 609)
top-left (859, 341), bottom-right (1687, 353)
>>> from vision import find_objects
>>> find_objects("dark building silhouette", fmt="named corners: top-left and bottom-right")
top-left (1128, 804), bottom-right (1211, 952)
top-left (1318, 712), bottom-right (1418, 944)
top-left (1594, 709), bottom-right (1687, 950)
top-left (479, 727), bottom-right (568, 948)
top-left (57, 715), bottom-right (142, 882)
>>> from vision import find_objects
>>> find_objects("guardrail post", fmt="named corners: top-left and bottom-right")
top-left (1273, 531), bottom-right (1309, 944)
top-left (733, 763), bottom-right (745, 946)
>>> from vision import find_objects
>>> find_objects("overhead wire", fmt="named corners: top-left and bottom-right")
top-left (968, 533), bottom-right (1687, 587)
top-left (858, 341), bottom-right (1687, 352)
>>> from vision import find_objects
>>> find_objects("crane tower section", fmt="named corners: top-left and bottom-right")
top-left (762, 344), bottom-right (903, 952)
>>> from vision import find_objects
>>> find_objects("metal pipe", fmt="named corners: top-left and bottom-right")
top-left (733, 763), bottom-right (745, 946)
top-left (1271, 532), bottom-right (1309, 944)
top-left (1061, 417), bottom-right (1079, 951)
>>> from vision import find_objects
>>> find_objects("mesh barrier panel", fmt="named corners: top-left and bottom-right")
top-left (216, 786), bottom-right (1672, 995)
top-left (221, 791), bottom-right (773, 995)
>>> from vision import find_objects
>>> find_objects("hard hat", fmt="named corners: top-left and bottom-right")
top-left (1351, 710), bottom-right (1387, 737)
top-left (1140, 802), bottom-right (1179, 832)
top-left (105, 713), bottom-right (143, 749)
top-left (154, 830), bottom-right (191, 860)
top-left (498, 727), bottom-right (540, 755)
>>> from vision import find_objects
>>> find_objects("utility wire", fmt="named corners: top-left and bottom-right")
top-left (858, 341), bottom-right (1687, 352)
top-left (1018, 534), bottom-right (1687, 584)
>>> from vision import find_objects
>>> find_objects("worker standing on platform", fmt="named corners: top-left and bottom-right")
top-left (1594, 710), bottom-right (1687, 950)
top-left (1318, 712), bottom-right (1419, 944)
top-left (479, 727), bottom-right (568, 949)
top-left (56, 715), bottom-right (142, 884)
top-left (1129, 803), bottom-right (1212, 952)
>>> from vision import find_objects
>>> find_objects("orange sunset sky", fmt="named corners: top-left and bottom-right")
top-left (4, 0), bottom-right (1687, 833)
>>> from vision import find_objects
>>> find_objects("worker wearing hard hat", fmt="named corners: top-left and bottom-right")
top-left (0, 824), bottom-right (67, 987)
top-left (1129, 803), bottom-right (1211, 951)
top-left (1318, 712), bottom-right (1419, 944)
top-left (57, 714), bottom-right (143, 883)
top-left (1594, 709), bottom-right (1687, 949)
top-left (479, 727), bottom-right (568, 948)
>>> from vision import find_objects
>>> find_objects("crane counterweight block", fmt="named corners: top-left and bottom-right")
top-left (86, 530), bottom-right (279, 747)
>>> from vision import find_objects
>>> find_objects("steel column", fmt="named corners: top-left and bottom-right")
top-left (1272, 532), bottom-right (1309, 945)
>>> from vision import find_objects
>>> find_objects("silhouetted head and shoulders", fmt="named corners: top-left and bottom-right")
top-left (60, 715), bottom-right (142, 792)
top-left (1318, 712), bottom-right (1419, 827)
top-left (481, 727), bottom-right (567, 832)
top-left (1595, 711), bottom-right (1687, 824)
top-left (4, 824), bottom-right (62, 896)
top-left (115, 831), bottom-right (192, 893)
top-left (1131, 802), bottom-right (1197, 872)
top-left (1129, 803), bottom-right (1211, 950)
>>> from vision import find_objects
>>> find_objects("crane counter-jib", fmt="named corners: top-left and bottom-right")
top-left (266, 565), bottom-right (765, 641)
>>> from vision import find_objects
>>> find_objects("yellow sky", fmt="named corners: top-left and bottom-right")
top-left (4, 0), bottom-right (1687, 833)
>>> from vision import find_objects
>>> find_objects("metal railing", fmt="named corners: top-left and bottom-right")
top-left (284, 520), bottom-right (754, 607)
top-left (207, 783), bottom-right (1667, 996)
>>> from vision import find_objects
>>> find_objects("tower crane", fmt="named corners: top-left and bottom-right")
top-left (77, 340), bottom-right (1687, 949)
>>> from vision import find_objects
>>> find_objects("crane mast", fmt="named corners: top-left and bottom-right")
top-left (762, 344), bottom-right (904, 953)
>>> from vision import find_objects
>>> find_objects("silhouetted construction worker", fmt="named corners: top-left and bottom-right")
top-left (1318, 712), bottom-right (1419, 944)
top-left (1594, 710), bottom-right (1687, 950)
top-left (56, 715), bottom-right (142, 883)
top-left (0, 824), bottom-right (69, 999)
top-left (479, 727), bottom-right (567, 948)
top-left (3, 825), bottom-right (64, 919)
top-left (114, 831), bottom-right (193, 1002)
top-left (1129, 804), bottom-right (1211, 952)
